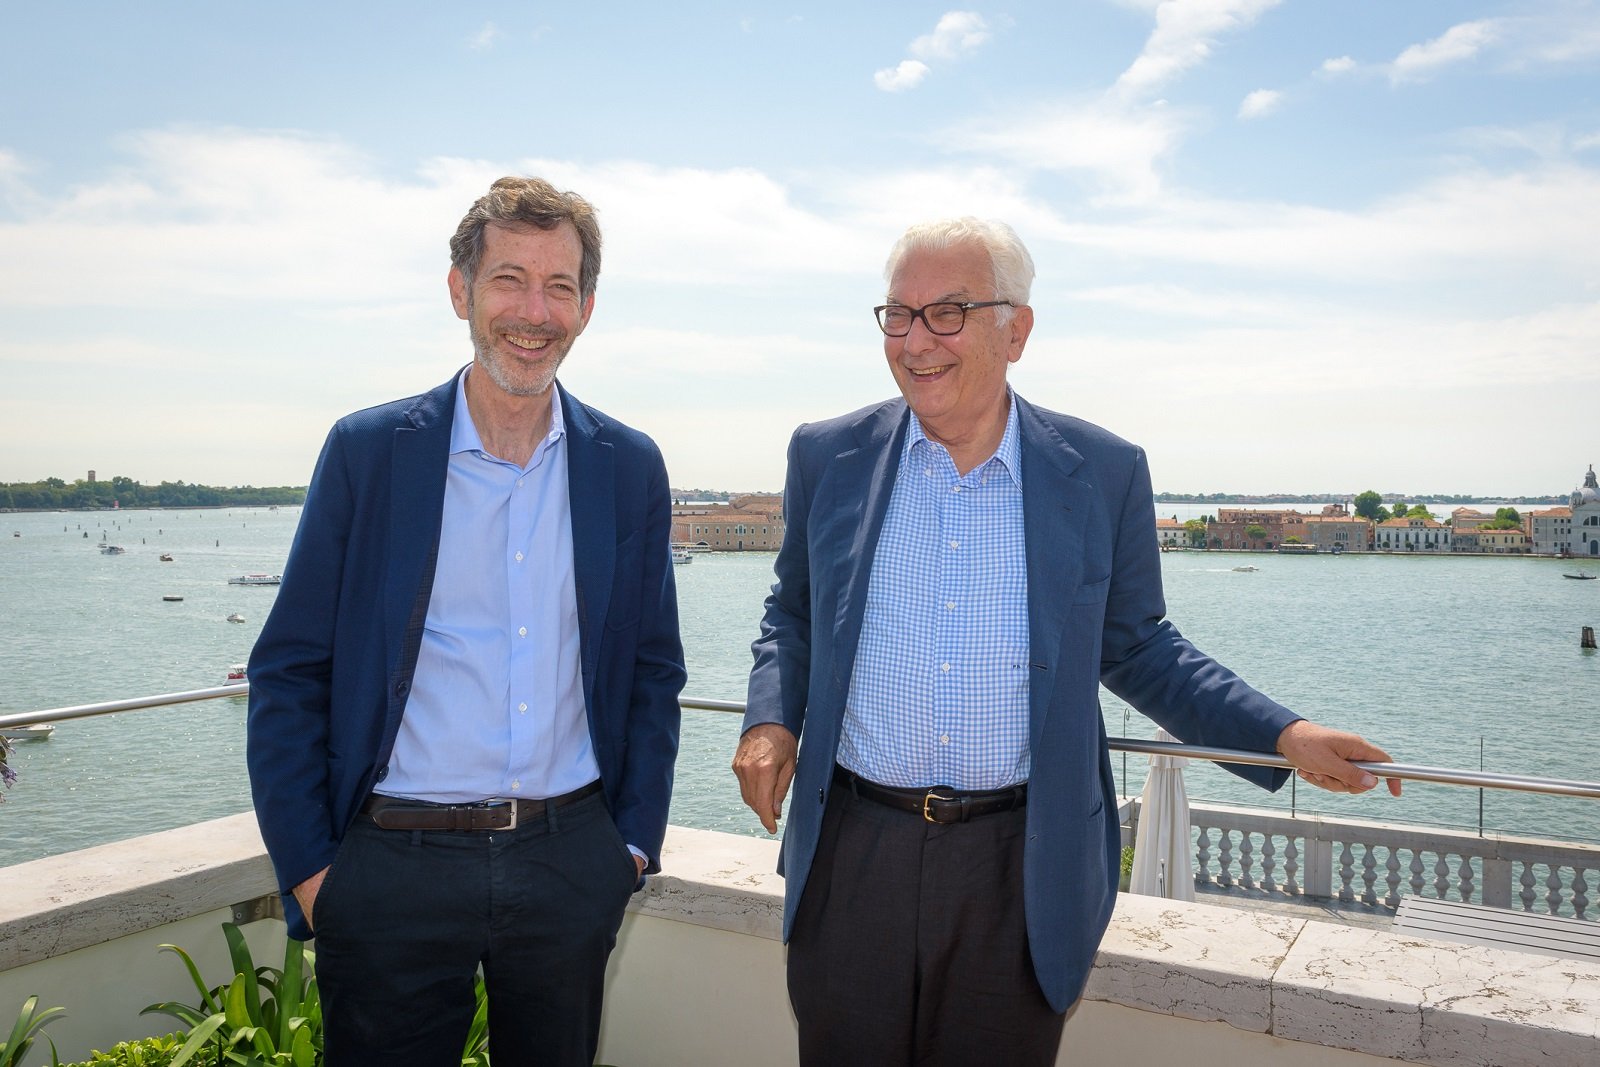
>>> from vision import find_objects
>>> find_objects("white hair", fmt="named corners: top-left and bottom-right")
top-left (884, 217), bottom-right (1035, 324)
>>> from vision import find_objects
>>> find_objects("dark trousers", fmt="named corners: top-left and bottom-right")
top-left (788, 781), bottom-right (1066, 1067)
top-left (311, 789), bottom-right (638, 1066)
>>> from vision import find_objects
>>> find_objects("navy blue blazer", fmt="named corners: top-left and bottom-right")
top-left (248, 373), bottom-right (685, 941)
top-left (744, 394), bottom-right (1298, 1012)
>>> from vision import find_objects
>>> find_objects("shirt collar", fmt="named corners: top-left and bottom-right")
top-left (449, 367), bottom-right (566, 461)
top-left (903, 390), bottom-right (1022, 487)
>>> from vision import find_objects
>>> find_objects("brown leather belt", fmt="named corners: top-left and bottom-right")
top-left (359, 780), bottom-right (603, 831)
top-left (833, 766), bottom-right (1027, 824)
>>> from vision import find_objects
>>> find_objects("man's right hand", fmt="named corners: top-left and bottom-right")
top-left (292, 867), bottom-right (330, 931)
top-left (733, 724), bottom-right (798, 834)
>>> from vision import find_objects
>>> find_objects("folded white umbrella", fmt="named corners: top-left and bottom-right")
top-left (1129, 727), bottom-right (1195, 901)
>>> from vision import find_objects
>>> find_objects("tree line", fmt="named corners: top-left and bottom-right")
top-left (0, 476), bottom-right (306, 511)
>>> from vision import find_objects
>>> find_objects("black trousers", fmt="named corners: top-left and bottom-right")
top-left (311, 788), bottom-right (638, 1066)
top-left (788, 780), bottom-right (1066, 1067)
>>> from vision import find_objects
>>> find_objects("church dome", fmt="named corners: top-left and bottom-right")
top-left (1572, 465), bottom-right (1599, 509)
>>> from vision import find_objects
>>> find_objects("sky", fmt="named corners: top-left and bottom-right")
top-left (1, 1), bottom-right (1597, 498)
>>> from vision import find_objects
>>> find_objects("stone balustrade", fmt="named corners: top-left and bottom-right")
top-left (1151, 799), bottom-right (1600, 917)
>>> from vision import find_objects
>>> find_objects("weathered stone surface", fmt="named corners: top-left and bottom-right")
top-left (632, 825), bottom-right (785, 939)
top-left (1274, 921), bottom-right (1600, 1066)
top-left (1088, 892), bottom-right (1302, 1032)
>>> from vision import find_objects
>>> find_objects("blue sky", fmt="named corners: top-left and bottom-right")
top-left (2, 1), bottom-right (1596, 496)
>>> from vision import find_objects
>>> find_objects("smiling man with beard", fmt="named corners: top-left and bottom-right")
top-left (247, 176), bottom-right (685, 1065)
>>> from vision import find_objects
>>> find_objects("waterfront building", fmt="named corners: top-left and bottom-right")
top-left (1155, 516), bottom-right (1186, 548)
top-left (1301, 504), bottom-right (1372, 553)
top-left (1574, 465), bottom-right (1600, 557)
top-left (1474, 528), bottom-right (1529, 554)
top-left (671, 494), bottom-right (785, 551)
top-left (1375, 516), bottom-right (1452, 552)
top-left (1528, 507), bottom-right (1573, 556)
top-left (1206, 507), bottom-right (1308, 550)
top-left (1451, 506), bottom-right (1494, 532)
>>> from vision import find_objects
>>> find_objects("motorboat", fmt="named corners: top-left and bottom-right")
top-left (1232, 565), bottom-right (1259, 572)
top-left (1, 723), bottom-right (55, 742)
top-left (162, 595), bottom-right (184, 602)
top-left (672, 550), bottom-right (693, 565)
top-left (159, 553), bottom-right (173, 562)
top-left (228, 574), bottom-right (282, 585)
top-left (1565, 573), bottom-right (1598, 581)
top-left (226, 664), bottom-right (248, 683)
top-left (226, 613), bottom-right (247, 623)
top-left (100, 544), bottom-right (125, 555)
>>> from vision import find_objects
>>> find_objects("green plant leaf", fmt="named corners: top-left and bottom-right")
top-left (220, 926), bottom-right (263, 1022)
top-left (169, 1014), bottom-right (228, 1067)
top-left (156, 944), bottom-right (222, 1015)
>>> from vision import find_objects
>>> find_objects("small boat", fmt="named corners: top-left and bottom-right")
top-left (159, 553), bottom-right (173, 562)
top-left (228, 574), bottom-right (282, 586)
top-left (1564, 573), bottom-right (1599, 581)
top-left (162, 594), bottom-right (184, 602)
top-left (226, 664), bottom-right (248, 683)
top-left (672, 550), bottom-right (693, 565)
top-left (226, 613), bottom-right (246, 623)
top-left (100, 544), bottom-right (126, 555)
top-left (1232, 565), bottom-right (1259, 573)
top-left (1, 723), bottom-right (55, 742)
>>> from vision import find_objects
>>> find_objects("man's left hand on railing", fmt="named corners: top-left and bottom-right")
top-left (1276, 719), bottom-right (1403, 797)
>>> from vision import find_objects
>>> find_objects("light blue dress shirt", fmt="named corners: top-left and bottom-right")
top-left (378, 372), bottom-right (600, 804)
top-left (838, 394), bottom-right (1031, 790)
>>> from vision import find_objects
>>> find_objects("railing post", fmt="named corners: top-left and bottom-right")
top-left (1303, 827), bottom-right (1334, 900)
top-left (1482, 857), bottom-right (1513, 908)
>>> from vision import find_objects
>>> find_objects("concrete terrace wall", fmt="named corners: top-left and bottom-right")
top-left (4, 819), bottom-right (1598, 1066)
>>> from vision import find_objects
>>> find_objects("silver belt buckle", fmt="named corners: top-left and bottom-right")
top-left (484, 798), bottom-right (517, 830)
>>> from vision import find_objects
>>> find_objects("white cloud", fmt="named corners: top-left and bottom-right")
top-left (1390, 20), bottom-right (1500, 83)
top-left (949, 98), bottom-right (1191, 201)
top-left (1320, 55), bottom-right (1356, 75)
top-left (468, 22), bottom-right (501, 50)
top-left (874, 60), bottom-right (930, 93)
top-left (1575, 131), bottom-right (1600, 152)
top-left (1114, 0), bottom-right (1283, 100)
top-left (908, 11), bottom-right (991, 61)
top-left (1237, 88), bottom-right (1283, 120)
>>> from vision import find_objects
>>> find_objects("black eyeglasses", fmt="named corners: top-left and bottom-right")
top-left (873, 301), bottom-right (1013, 337)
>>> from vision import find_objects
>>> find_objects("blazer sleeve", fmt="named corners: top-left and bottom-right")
top-left (1098, 447), bottom-right (1300, 788)
top-left (246, 423), bottom-right (353, 901)
top-left (745, 427), bottom-right (813, 739)
top-left (610, 445), bottom-right (687, 873)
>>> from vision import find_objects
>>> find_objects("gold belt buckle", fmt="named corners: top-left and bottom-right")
top-left (922, 790), bottom-right (955, 823)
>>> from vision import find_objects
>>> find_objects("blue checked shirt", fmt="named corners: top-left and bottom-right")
top-left (838, 395), bottom-right (1031, 790)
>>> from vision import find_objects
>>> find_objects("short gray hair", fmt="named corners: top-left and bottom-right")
top-left (449, 176), bottom-right (602, 300)
top-left (884, 217), bottom-right (1035, 324)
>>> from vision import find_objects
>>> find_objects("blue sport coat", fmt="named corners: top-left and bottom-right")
top-left (744, 394), bottom-right (1298, 1012)
top-left (248, 373), bottom-right (685, 941)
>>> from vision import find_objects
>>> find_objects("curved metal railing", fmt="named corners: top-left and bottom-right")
top-left (5, 688), bottom-right (1599, 800)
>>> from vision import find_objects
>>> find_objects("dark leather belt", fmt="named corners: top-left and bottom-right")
top-left (359, 780), bottom-right (602, 831)
top-left (833, 766), bottom-right (1026, 824)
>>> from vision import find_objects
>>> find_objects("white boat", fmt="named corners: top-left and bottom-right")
top-left (1, 723), bottom-right (55, 742)
top-left (672, 550), bottom-right (693, 565)
top-left (228, 574), bottom-right (282, 586)
top-left (226, 613), bottom-right (247, 623)
top-left (226, 664), bottom-right (248, 683)
top-left (100, 544), bottom-right (125, 555)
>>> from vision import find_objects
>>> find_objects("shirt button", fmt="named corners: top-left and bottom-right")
top-left (952, 486), bottom-right (963, 493)
top-left (940, 735), bottom-right (950, 745)
top-left (515, 551), bottom-right (524, 562)
top-left (519, 702), bottom-right (528, 713)
top-left (940, 662), bottom-right (951, 672)
top-left (518, 626), bottom-right (528, 637)
top-left (945, 601), bottom-right (955, 610)
top-left (517, 479), bottom-right (525, 488)
top-left (511, 779), bottom-right (521, 792)
top-left (949, 540), bottom-right (959, 549)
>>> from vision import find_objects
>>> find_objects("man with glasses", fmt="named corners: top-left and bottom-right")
top-left (248, 176), bottom-right (685, 1064)
top-left (734, 217), bottom-right (1398, 1065)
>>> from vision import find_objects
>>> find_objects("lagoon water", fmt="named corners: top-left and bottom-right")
top-left (3, 505), bottom-right (1598, 868)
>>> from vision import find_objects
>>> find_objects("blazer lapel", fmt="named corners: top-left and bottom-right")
top-left (1018, 397), bottom-right (1093, 745)
top-left (822, 403), bottom-right (908, 704)
top-left (562, 387), bottom-right (614, 709)
top-left (386, 376), bottom-right (455, 692)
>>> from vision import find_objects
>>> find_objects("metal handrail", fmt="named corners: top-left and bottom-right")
top-left (7, 689), bottom-right (1600, 801)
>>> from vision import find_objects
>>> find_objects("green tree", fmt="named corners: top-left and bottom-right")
top-left (1353, 490), bottom-right (1385, 521)
top-left (1184, 518), bottom-right (1208, 547)
top-left (1245, 523), bottom-right (1268, 543)
top-left (1494, 507), bottom-right (1521, 525)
